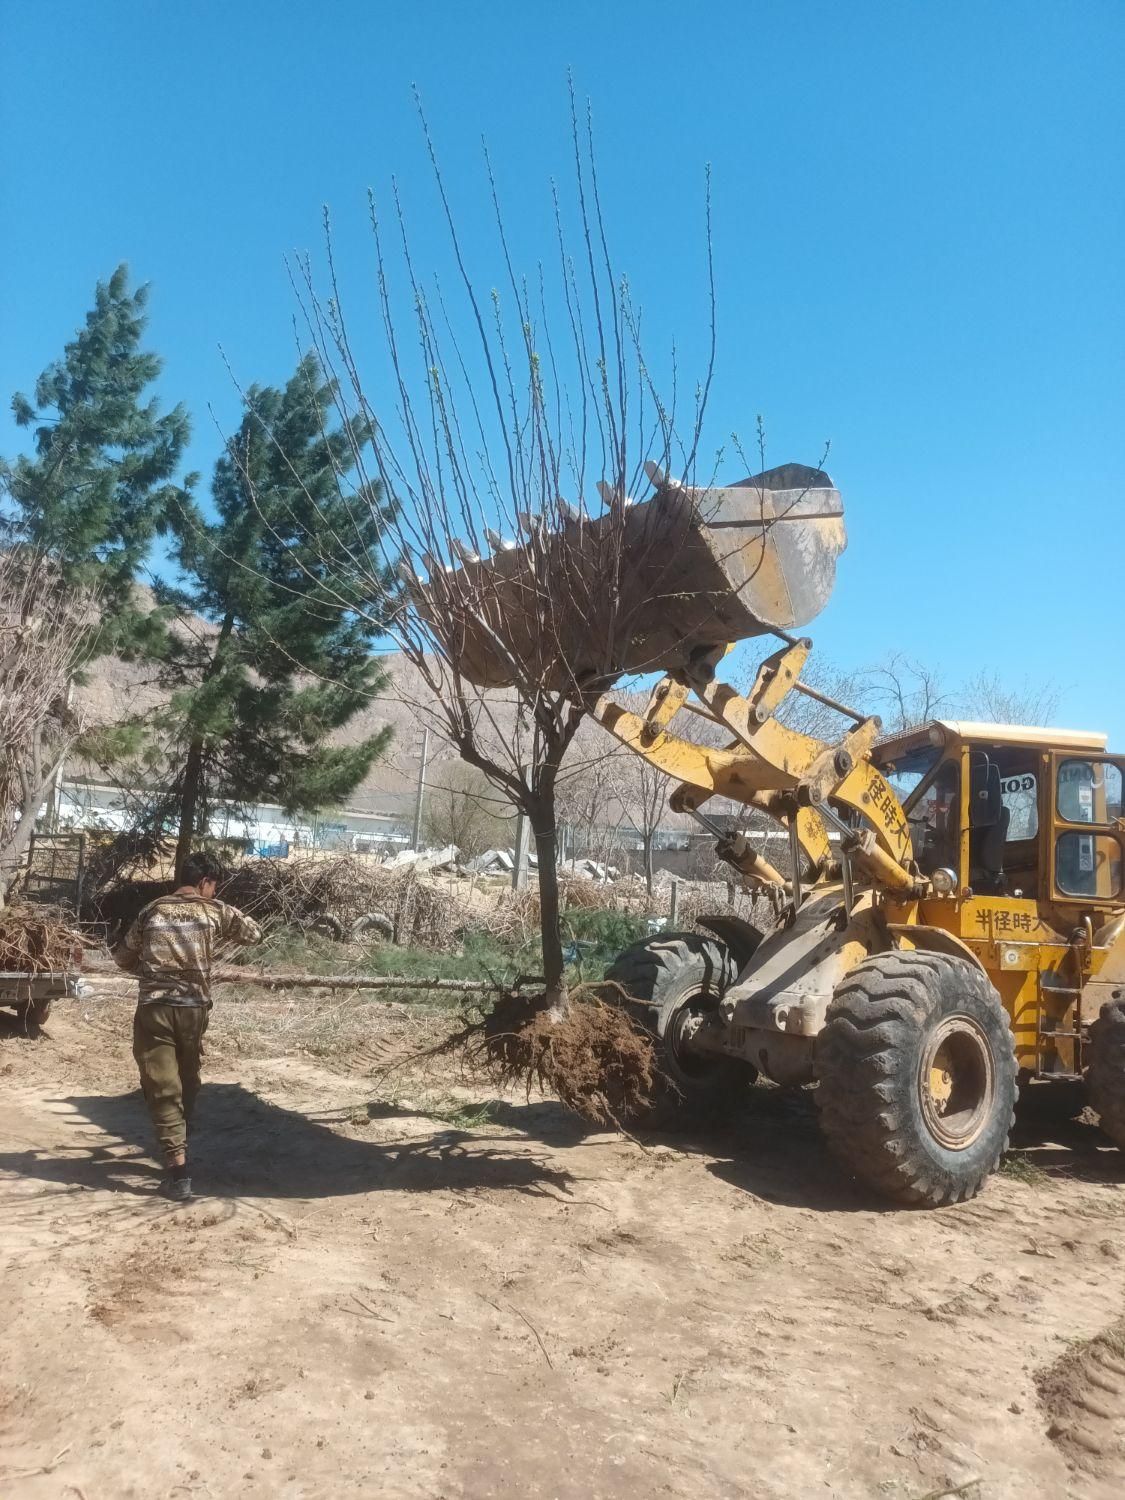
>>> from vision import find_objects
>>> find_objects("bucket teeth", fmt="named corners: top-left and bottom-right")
top-left (595, 481), bottom-right (634, 509)
top-left (417, 458), bottom-right (845, 689)
top-left (484, 527), bottom-right (518, 552)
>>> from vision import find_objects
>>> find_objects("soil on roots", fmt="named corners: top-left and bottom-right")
top-left (455, 988), bottom-right (659, 1129)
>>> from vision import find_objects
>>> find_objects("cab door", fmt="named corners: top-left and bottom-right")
top-left (1047, 753), bottom-right (1125, 907)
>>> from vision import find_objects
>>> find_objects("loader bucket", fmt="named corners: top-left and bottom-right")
top-left (419, 463), bottom-right (845, 691)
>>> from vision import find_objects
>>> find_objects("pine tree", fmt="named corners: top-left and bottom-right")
top-left (159, 352), bottom-right (394, 872)
top-left (0, 265), bottom-right (191, 657)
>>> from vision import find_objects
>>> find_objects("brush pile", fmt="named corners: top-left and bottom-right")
top-left (0, 904), bottom-right (87, 972)
top-left (218, 858), bottom-right (492, 950)
top-left (214, 857), bottom-right (610, 951)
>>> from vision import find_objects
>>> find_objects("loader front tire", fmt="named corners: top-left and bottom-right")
top-left (603, 933), bottom-right (754, 1121)
top-left (1088, 995), bottom-right (1125, 1150)
top-left (815, 950), bottom-right (1018, 1207)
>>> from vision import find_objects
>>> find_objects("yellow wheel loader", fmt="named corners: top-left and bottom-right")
top-left (430, 462), bottom-right (1125, 1206)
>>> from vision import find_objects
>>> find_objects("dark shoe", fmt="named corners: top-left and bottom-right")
top-left (160, 1175), bottom-right (193, 1202)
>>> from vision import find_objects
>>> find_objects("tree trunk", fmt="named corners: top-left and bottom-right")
top-left (174, 737), bottom-right (205, 880)
top-left (531, 808), bottom-right (567, 1020)
top-left (643, 830), bottom-right (656, 897)
top-left (0, 733), bottom-right (63, 903)
top-left (173, 611), bottom-right (236, 879)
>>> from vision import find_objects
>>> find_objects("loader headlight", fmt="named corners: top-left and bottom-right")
top-left (930, 867), bottom-right (957, 895)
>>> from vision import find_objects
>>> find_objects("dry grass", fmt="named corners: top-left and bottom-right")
top-left (213, 984), bottom-right (453, 1065)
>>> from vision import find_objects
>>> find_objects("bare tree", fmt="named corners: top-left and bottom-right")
top-left (961, 670), bottom-right (1062, 726)
top-left (555, 724), bottom-right (631, 869)
top-left (762, 645), bottom-right (1060, 742)
top-left (422, 758), bottom-right (515, 859)
top-left (859, 651), bottom-right (954, 733)
top-left (621, 757), bottom-right (669, 896)
top-left (0, 551), bottom-right (89, 901)
top-left (238, 92), bottom-right (732, 1016)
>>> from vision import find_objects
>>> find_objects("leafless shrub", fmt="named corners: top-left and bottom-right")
top-left (0, 550), bottom-right (91, 899)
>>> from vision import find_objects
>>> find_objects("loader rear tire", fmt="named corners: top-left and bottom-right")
top-left (815, 950), bottom-right (1018, 1207)
top-left (1088, 995), bottom-right (1125, 1151)
top-left (603, 932), bottom-right (754, 1121)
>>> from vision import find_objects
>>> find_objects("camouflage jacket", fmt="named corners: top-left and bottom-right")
top-left (114, 893), bottom-right (262, 1006)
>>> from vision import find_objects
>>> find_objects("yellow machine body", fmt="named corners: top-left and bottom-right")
top-left (590, 652), bottom-right (1125, 1084)
top-left (874, 721), bottom-right (1125, 1079)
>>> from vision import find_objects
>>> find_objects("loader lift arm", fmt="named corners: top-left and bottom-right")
top-left (587, 638), bottom-right (921, 899)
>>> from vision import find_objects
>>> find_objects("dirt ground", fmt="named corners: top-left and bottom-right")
top-left (2, 991), bottom-right (1125, 1500)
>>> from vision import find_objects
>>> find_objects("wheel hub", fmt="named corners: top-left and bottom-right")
top-left (918, 1014), bottom-right (995, 1151)
top-left (667, 997), bottom-right (726, 1079)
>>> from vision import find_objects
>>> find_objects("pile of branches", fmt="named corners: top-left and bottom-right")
top-left (217, 857), bottom-right (481, 951)
top-left (0, 903), bottom-right (88, 972)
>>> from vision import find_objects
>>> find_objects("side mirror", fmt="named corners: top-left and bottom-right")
top-left (970, 752), bottom-right (1002, 828)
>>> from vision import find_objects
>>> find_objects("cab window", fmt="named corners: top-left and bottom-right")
top-left (1057, 759), bottom-right (1123, 824)
top-left (881, 743), bottom-right (943, 807)
top-left (905, 759), bottom-right (959, 874)
top-left (1000, 772), bottom-right (1038, 840)
top-left (1055, 834), bottom-right (1123, 899)
top-left (1055, 759), bottom-right (1124, 899)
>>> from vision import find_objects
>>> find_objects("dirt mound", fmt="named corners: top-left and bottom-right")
top-left (1037, 1316), bottom-right (1125, 1486)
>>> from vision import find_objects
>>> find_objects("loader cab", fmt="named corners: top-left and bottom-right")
top-left (875, 723), bottom-right (1124, 909)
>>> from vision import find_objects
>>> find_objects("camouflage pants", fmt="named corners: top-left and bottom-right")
top-left (132, 1003), bottom-right (209, 1163)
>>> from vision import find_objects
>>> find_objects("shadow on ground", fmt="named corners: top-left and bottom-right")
top-left (0, 1009), bottom-right (47, 1041)
top-left (4, 1056), bottom-right (1120, 1217)
top-left (650, 1081), bottom-right (1123, 1212)
top-left (0, 1081), bottom-right (576, 1204)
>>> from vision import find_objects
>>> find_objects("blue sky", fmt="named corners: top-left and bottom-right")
top-left (2, 1), bottom-right (1123, 740)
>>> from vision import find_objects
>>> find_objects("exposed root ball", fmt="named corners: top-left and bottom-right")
top-left (468, 989), bottom-right (659, 1129)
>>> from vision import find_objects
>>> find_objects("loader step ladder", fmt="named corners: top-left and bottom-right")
top-left (1035, 931), bottom-right (1091, 1080)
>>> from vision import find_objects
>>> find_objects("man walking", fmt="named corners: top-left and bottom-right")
top-left (114, 852), bottom-right (262, 1201)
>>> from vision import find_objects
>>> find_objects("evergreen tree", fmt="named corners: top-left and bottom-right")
top-left (158, 352), bottom-right (395, 872)
top-left (0, 265), bottom-right (191, 657)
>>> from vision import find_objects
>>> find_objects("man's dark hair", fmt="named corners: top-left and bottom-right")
top-left (179, 851), bottom-right (225, 890)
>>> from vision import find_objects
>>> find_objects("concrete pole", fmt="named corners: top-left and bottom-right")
top-left (512, 808), bottom-right (531, 891)
top-left (411, 727), bottom-right (430, 851)
top-left (669, 877), bottom-right (680, 928)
